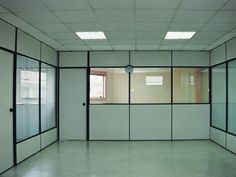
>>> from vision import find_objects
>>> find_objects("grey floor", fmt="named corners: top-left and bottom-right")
top-left (2, 141), bottom-right (236, 177)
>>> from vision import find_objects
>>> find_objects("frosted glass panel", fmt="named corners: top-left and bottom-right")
top-left (211, 63), bottom-right (226, 130)
top-left (228, 60), bottom-right (236, 134)
top-left (90, 68), bottom-right (128, 104)
top-left (131, 68), bottom-right (171, 103)
top-left (41, 63), bottom-right (56, 131)
top-left (16, 55), bottom-right (39, 142)
top-left (173, 68), bottom-right (209, 103)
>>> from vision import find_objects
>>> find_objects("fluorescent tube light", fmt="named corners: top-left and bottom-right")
top-left (75, 31), bottom-right (106, 40)
top-left (165, 31), bottom-right (196, 39)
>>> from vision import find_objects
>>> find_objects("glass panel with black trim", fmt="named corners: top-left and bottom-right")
top-left (90, 68), bottom-right (128, 104)
top-left (131, 68), bottom-right (171, 103)
top-left (173, 68), bottom-right (209, 103)
top-left (228, 60), bottom-right (236, 134)
top-left (41, 63), bottom-right (56, 132)
top-left (211, 64), bottom-right (226, 130)
top-left (16, 55), bottom-right (39, 142)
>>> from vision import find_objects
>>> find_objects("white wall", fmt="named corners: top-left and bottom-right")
top-left (0, 19), bottom-right (15, 51)
top-left (59, 52), bottom-right (87, 67)
top-left (41, 43), bottom-right (57, 66)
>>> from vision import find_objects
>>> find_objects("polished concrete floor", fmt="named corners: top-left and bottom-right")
top-left (2, 141), bottom-right (236, 177)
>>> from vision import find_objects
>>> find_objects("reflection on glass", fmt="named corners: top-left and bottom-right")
top-left (228, 60), bottom-right (236, 134)
top-left (41, 63), bottom-right (56, 132)
top-left (16, 55), bottom-right (39, 142)
top-left (90, 68), bottom-right (128, 104)
top-left (173, 68), bottom-right (209, 103)
top-left (131, 68), bottom-right (171, 103)
top-left (211, 64), bottom-right (226, 130)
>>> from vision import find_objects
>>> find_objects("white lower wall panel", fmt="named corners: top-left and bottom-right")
top-left (90, 105), bottom-right (129, 140)
top-left (17, 135), bottom-right (40, 163)
top-left (210, 127), bottom-right (226, 147)
top-left (173, 104), bottom-right (210, 139)
top-left (226, 133), bottom-right (236, 154)
top-left (130, 105), bottom-right (171, 140)
top-left (41, 128), bottom-right (57, 149)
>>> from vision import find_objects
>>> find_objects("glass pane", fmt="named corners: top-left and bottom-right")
top-left (16, 55), bottom-right (39, 142)
top-left (41, 63), bottom-right (56, 132)
top-left (90, 68), bottom-right (128, 104)
top-left (211, 64), bottom-right (226, 130)
top-left (131, 68), bottom-right (171, 103)
top-left (173, 68), bottom-right (209, 103)
top-left (228, 60), bottom-right (236, 134)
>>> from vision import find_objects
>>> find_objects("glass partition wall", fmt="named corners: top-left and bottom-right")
top-left (16, 55), bottom-right (57, 142)
top-left (90, 67), bottom-right (209, 104)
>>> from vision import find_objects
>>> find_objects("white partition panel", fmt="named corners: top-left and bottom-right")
top-left (90, 51), bottom-right (129, 66)
top-left (173, 51), bottom-right (209, 66)
top-left (17, 30), bottom-right (41, 59)
top-left (226, 134), bottom-right (236, 154)
top-left (59, 52), bottom-right (87, 67)
top-left (210, 44), bottom-right (226, 66)
top-left (210, 127), bottom-right (226, 147)
top-left (130, 51), bottom-right (171, 66)
top-left (173, 104), bottom-right (210, 139)
top-left (90, 105), bottom-right (129, 140)
top-left (17, 135), bottom-right (41, 163)
top-left (41, 43), bottom-right (57, 66)
top-left (41, 128), bottom-right (57, 149)
top-left (130, 105), bottom-right (171, 140)
top-left (227, 37), bottom-right (236, 60)
top-left (0, 19), bottom-right (15, 51)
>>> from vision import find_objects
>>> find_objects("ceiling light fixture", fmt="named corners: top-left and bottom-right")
top-left (165, 31), bottom-right (196, 39)
top-left (75, 31), bottom-right (106, 40)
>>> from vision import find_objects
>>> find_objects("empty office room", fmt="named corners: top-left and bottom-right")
top-left (1, 0), bottom-right (236, 176)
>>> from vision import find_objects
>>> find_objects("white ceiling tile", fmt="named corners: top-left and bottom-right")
top-left (169, 22), bottom-right (204, 31)
top-left (16, 12), bottom-right (60, 23)
top-left (106, 32), bottom-right (135, 39)
top-left (89, 0), bottom-right (134, 9)
top-left (59, 39), bottom-right (85, 45)
top-left (34, 23), bottom-right (71, 33)
top-left (101, 22), bottom-right (135, 31)
top-left (136, 10), bottom-right (175, 22)
top-left (187, 39), bottom-right (216, 45)
top-left (112, 45), bottom-right (135, 50)
top-left (136, 39), bottom-right (162, 45)
top-left (211, 11), bottom-right (236, 23)
top-left (182, 45), bottom-right (207, 50)
top-left (88, 45), bottom-right (113, 50)
top-left (162, 40), bottom-right (188, 45)
top-left (193, 31), bottom-right (225, 39)
top-left (136, 45), bottom-right (159, 50)
top-left (95, 10), bottom-right (135, 22)
top-left (159, 45), bottom-right (184, 50)
top-left (0, 6), bottom-right (8, 12)
top-left (179, 0), bottom-right (228, 10)
top-left (201, 22), bottom-right (236, 32)
top-left (55, 10), bottom-right (96, 23)
top-left (136, 22), bottom-right (169, 31)
top-left (135, 0), bottom-right (181, 9)
top-left (42, 0), bottom-right (91, 11)
top-left (0, 0), bottom-right (48, 12)
top-left (223, 0), bottom-right (236, 10)
top-left (83, 40), bottom-right (110, 45)
top-left (110, 39), bottom-right (135, 45)
top-left (67, 23), bottom-right (103, 32)
top-left (173, 10), bottom-right (216, 22)
top-left (136, 31), bottom-right (166, 39)
top-left (64, 45), bottom-right (89, 50)
top-left (47, 32), bottom-right (78, 40)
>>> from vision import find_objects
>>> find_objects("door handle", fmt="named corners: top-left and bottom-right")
top-left (82, 103), bottom-right (86, 106)
top-left (9, 108), bottom-right (14, 112)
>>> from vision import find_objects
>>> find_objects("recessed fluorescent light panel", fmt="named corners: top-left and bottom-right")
top-left (75, 31), bottom-right (106, 40)
top-left (165, 31), bottom-right (196, 39)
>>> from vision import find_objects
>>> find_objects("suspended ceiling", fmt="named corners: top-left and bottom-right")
top-left (0, 0), bottom-right (236, 51)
